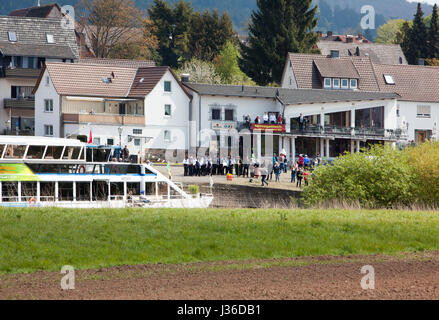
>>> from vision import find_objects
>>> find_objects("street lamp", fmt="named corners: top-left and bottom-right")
top-left (118, 126), bottom-right (123, 146)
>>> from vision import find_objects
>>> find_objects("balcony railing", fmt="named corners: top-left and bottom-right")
top-left (291, 125), bottom-right (406, 140)
top-left (4, 98), bottom-right (35, 109)
top-left (4, 68), bottom-right (42, 79)
top-left (3, 129), bottom-right (34, 136)
top-left (63, 113), bottom-right (145, 125)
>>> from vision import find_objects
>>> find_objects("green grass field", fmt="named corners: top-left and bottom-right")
top-left (1, 208), bottom-right (439, 274)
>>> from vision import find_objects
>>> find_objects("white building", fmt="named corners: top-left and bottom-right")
top-left (281, 52), bottom-right (439, 144)
top-left (33, 63), bottom-right (191, 161)
top-left (183, 83), bottom-right (400, 161)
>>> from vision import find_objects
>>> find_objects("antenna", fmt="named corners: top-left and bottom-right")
top-left (37, 0), bottom-right (41, 6)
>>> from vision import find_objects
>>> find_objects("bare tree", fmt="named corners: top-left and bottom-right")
top-left (77, 0), bottom-right (144, 58)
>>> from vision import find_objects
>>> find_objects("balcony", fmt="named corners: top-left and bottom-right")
top-left (4, 98), bottom-right (35, 109)
top-left (63, 113), bottom-right (145, 126)
top-left (4, 68), bottom-right (42, 79)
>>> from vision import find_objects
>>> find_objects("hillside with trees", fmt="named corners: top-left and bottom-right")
top-left (0, 0), bottom-right (434, 36)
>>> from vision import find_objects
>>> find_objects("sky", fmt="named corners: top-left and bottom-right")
top-left (407, 0), bottom-right (439, 4)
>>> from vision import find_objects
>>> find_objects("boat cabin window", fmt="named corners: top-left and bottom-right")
top-left (105, 164), bottom-right (141, 175)
top-left (4, 145), bottom-right (26, 159)
top-left (26, 146), bottom-right (46, 159)
top-left (63, 147), bottom-right (82, 160)
top-left (45, 146), bottom-right (64, 159)
top-left (0, 145), bottom-right (5, 157)
top-left (86, 148), bottom-right (111, 162)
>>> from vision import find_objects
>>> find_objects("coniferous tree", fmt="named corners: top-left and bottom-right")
top-left (429, 4), bottom-right (439, 59)
top-left (239, 0), bottom-right (318, 86)
top-left (405, 3), bottom-right (428, 64)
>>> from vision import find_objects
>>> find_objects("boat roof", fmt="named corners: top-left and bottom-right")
top-left (0, 136), bottom-right (85, 147)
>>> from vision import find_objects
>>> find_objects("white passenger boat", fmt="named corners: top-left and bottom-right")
top-left (0, 136), bottom-right (213, 209)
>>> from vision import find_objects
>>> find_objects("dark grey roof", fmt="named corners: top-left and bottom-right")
top-left (277, 88), bottom-right (399, 105)
top-left (184, 83), bottom-right (399, 105)
top-left (0, 16), bottom-right (78, 60)
top-left (317, 42), bottom-right (408, 65)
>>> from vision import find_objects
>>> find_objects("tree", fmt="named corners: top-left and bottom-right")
top-left (375, 19), bottom-right (407, 44)
top-left (428, 4), bottom-right (439, 59)
top-left (108, 18), bottom-right (159, 60)
top-left (148, 0), bottom-right (192, 68)
top-left (176, 59), bottom-right (222, 84)
top-left (214, 41), bottom-right (255, 85)
top-left (239, 0), bottom-right (318, 86)
top-left (404, 3), bottom-right (428, 64)
top-left (78, 0), bottom-right (143, 58)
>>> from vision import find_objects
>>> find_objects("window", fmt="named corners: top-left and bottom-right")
top-left (164, 130), bottom-right (171, 142)
top-left (417, 105), bottom-right (431, 118)
top-left (164, 104), bottom-right (171, 116)
top-left (225, 109), bottom-right (234, 121)
top-left (324, 78), bottom-right (332, 89)
top-left (44, 99), bottom-right (53, 112)
top-left (107, 139), bottom-right (114, 146)
top-left (46, 34), bottom-right (55, 44)
top-left (93, 138), bottom-right (101, 145)
top-left (341, 79), bottom-right (349, 89)
top-left (133, 129), bottom-right (142, 135)
top-left (396, 105), bottom-right (400, 117)
top-left (384, 75), bottom-right (395, 85)
top-left (333, 78), bottom-right (340, 89)
top-left (44, 125), bottom-right (53, 136)
top-left (45, 76), bottom-right (50, 86)
top-left (27, 57), bottom-right (35, 69)
top-left (164, 81), bottom-right (171, 92)
top-left (134, 139), bottom-right (141, 146)
top-left (8, 31), bottom-right (17, 42)
top-left (350, 79), bottom-right (358, 89)
top-left (12, 56), bottom-right (23, 68)
top-left (212, 108), bottom-right (221, 120)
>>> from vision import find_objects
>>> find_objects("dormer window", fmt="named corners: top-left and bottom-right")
top-left (350, 79), bottom-right (358, 89)
top-left (324, 78), bottom-right (332, 89)
top-left (333, 78), bottom-right (340, 89)
top-left (341, 79), bottom-right (349, 89)
top-left (46, 34), bottom-right (55, 44)
top-left (8, 31), bottom-right (17, 42)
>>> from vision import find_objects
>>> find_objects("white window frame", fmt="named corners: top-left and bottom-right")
top-left (164, 81), bottom-right (172, 93)
top-left (44, 125), bottom-right (53, 137)
top-left (333, 78), bottom-right (340, 89)
top-left (44, 99), bottom-right (54, 112)
top-left (134, 138), bottom-right (141, 146)
top-left (164, 130), bottom-right (171, 142)
top-left (324, 78), bottom-right (332, 89)
top-left (164, 104), bottom-right (172, 117)
top-left (417, 105), bottom-right (431, 118)
top-left (384, 75), bottom-right (395, 85)
top-left (133, 129), bottom-right (142, 135)
top-left (341, 79), bottom-right (349, 89)
top-left (350, 79), bottom-right (358, 89)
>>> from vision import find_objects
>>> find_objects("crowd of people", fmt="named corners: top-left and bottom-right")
top-left (182, 152), bottom-right (322, 188)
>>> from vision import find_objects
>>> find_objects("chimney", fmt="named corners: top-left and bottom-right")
top-left (327, 31), bottom-right (333, 39)
top-left (346, 36), bottom-right (354, 43)
top-left (181, 73), bottom-right (190, 83)
top-left (317, 31), bottom-right (323, 38)
top-left (355, 47), bottom-right (360, 56)
top-left (417, 58), bottom-right (425, 66)
top-left (330, 50), bottom-right (340, 58)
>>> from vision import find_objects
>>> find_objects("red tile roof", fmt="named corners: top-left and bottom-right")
top-left (373, 64), bottom-right (439, 102)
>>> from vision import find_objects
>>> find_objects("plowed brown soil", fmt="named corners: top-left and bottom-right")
top-left (2, 252), bottom-right (439, 300)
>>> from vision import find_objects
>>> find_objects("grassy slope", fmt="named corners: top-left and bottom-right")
top-left (1, 208), bottom-right (439, 274)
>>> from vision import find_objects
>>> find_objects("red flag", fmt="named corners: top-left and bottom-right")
top-left (88, 129), bottom-right (93, 144)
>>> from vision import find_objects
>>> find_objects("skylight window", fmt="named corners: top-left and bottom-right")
top-left (46, 34), bottom-right (55, 44)
top-left (384, 75), bottom-right (395, 85)
top-left (8, 31), bottom-right (17, 42)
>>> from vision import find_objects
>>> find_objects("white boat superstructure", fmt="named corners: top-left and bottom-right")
top-left (0, 136), bottom-right (213, 209)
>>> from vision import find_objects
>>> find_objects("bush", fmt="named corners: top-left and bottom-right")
top-left (406, 141), bottom-right (439, 206)
top-left (188, 185), bottom-right (200, 195)
top-left (303, 144), bottom-right (417, 208)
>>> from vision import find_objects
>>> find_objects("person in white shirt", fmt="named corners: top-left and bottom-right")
top-left (269, 113), bottom-right (276, 124)
top-left (263, 112), bottom-right (269, 124)
top-left (183, 157), bottom-right (189, 176)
